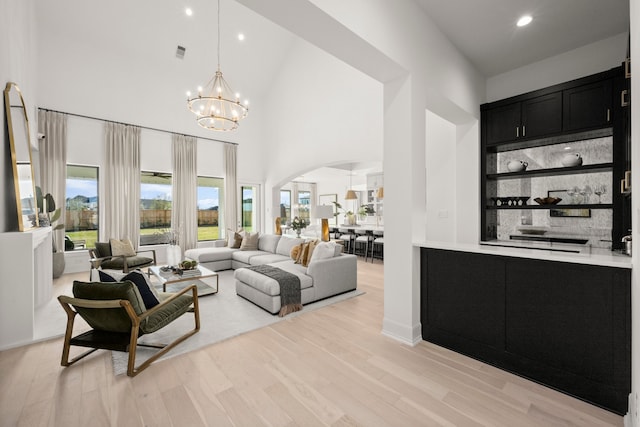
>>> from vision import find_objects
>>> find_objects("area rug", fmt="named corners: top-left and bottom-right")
top-left (111, 270), bottom-right (364, 375)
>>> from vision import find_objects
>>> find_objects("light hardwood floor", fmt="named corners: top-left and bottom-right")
top-left (0, 259), bottom-right (624, 426)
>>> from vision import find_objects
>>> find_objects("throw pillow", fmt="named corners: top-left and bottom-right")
top-left (310, 241), bottom-right (338, 263)
top-left (295, 239), bottom-right (319, 267)
top-left (290, 243), bottom-right (302, 261)
top-left (240, 232), bottom-right (259, 251)
top-left (227, 228), bottom-right (244, 248)
top-left (98, 269), bottom-right (160, 309)
top-left (110, 238), bottom-right (136, 257)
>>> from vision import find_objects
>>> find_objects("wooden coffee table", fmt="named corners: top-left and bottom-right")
top-left (149, 265), bottom-right (219, 296)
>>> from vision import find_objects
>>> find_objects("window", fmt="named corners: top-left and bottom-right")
top-left (241, 185), bottom-right (257, 232)
top-left (279, 190), bottom-right (291, 225)
top-left (298, 190), bottom-right (311, 223)
top-left (197, 176), bottom-right (224, 241)
top-left (140, 171), bottom-right (172, 245)
top-left (65, 165), bottom-right (98, 251)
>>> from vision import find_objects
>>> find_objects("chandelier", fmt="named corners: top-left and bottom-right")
top-left (186, 0), bottom-right (249, 131)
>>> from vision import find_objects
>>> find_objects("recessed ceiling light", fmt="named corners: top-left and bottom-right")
top-left (517, 15), bottom-right (532, 27)
top-left (238, 33), bottom-right (245, 41)
top-left (185, 7), bottom-right (193, 17)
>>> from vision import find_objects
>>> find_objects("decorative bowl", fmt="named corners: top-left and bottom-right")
top-left (534, 197), bottom-right (562, 205)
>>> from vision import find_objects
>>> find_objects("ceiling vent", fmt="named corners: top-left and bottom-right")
top-left (176, 45), bottom-right (186, 59)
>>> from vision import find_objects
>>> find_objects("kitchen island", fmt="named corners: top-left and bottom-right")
top-left (415, 241), bottom-right (631, 414)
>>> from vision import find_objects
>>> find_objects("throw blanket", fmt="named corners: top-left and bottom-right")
top-left (246, 265), bottom-right (303, 317)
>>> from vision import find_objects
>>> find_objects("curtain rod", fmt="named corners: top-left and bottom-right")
top-left (37, 107), bottom-right (239, 146)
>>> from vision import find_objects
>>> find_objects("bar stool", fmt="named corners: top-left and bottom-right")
top-left (337, 228), bottom-right (355, 254)
top-left (353, 229), bottom-right (372, 260)
top-left (370, 230), bottom-right (384, 263)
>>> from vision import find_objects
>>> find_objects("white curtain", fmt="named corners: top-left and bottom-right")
top-left (37, 111), bottom-right (67, 252)
top-left (171, 134), bottom-right (197, 251)
top-left (224, 144), bottom-right (238, 234)
top-left (103, 122), bottom-right (141, 248)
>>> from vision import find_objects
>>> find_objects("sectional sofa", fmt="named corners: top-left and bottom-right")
top-left (184, 234), bottom-right (357, 314)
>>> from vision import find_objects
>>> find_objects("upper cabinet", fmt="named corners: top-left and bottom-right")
top-left (483, 71), bottom-right (614, 146)
top-left (563, 79), bottom-right (613, 132)
top-left (485, 93), bottom-right (562, 145)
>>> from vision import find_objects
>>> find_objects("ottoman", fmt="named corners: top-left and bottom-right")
top-left (234, 261), bottom-right (315, 314)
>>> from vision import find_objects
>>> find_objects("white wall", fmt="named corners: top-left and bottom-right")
top-left (486, 33), bottom-right (628, 102)
top-left (425, 110), bottom-right (456, 242)
top-left (260, 37), bottom-right (384, 228)
top-left (1, 0), bottom-right (38, 232)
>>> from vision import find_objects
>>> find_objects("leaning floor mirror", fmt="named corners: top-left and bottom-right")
top-left (5, 82), bottom-right (38, 231)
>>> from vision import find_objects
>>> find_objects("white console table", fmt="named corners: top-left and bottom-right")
top-left (0, 227), bottom-right (52, 349)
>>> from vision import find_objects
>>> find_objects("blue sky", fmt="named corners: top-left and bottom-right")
top-left (66, 179), bottom-right (219, 209)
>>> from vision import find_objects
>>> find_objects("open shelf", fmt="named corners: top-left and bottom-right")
top-left (487, 203), bottom-right (612, 210)
top-left (486, 163), bottom-right (613, 180)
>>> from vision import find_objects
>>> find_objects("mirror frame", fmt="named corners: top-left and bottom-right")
top-left (4, 82), bottom-right (38, 231)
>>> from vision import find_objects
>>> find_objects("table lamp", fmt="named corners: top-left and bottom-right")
top-left (316, 205), bottom-right (335, 242)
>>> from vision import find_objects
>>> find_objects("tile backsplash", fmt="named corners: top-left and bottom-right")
top-left (494, 136), bottom-right (613, 249)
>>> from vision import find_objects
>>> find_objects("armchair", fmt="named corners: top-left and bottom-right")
top-left (89, 241), bottom-right (156, 273)
top-left (58, 280), bottom-right (200, 376)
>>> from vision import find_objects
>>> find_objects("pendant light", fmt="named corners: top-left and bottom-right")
top-left (186, 0), bottom-right (249, 131)
top-left (345, 165), bottom-right (357, 200)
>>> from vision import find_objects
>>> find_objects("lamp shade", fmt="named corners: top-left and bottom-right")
top-left (344, 190), bottom-right (358, 200)
top-left (315, 205), bottom-right (334, 219)
top-left (376, 187), bottom-right (384, 199)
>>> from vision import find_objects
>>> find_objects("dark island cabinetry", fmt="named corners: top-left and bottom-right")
top-left (420, 247), bottom-right (631, 414)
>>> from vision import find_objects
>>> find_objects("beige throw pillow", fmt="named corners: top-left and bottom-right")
top-left (294, 239), bottom-right (319, 267)
top-left (227, 229), bottom-right (245, 249)
top-left (110, 238), bottom-right (136, 257)
top-left (239, 232), bottom-right (259, 251)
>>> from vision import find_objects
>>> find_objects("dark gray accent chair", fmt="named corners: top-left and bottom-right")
top-left (58, 280), bottom-right (200, 377)
top-left (89, 241), bottom-right (156, 274)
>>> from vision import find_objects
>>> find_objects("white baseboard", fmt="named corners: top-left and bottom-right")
top-left (381, 317), bottom-right (422, 346)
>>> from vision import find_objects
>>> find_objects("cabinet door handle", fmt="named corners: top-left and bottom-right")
top-left (522, 126), bottom-right (525, 137)
top-left (516, 127), bottom-right (519, 138)
top-left (622, 90), bottom-right (629, 107)
top-left (625, 58), bottom-right (631, 79)
top-left (607, 108), bottom-right (611, 122)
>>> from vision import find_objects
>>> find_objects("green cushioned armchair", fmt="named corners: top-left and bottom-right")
top-left (89, 241), bottom-right (157, 274)
top-left (58, 280), bottom-right (200, 377)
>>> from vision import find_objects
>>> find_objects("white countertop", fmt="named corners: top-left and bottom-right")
top-left (414, 240), bottom-right (632, 269)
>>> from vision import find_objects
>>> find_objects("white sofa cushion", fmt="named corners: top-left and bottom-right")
top-left (275, 237), bottom-right (305, 256)
top-left (247, 254), bottom-right (290, 265)
top-left (310, 241), bottom-right (338, 263)
top-left (185, 247), bottom-right (238, 263)
top-left (232, 250), bottom-right (267, 265)
top-left (258, 234), bottom-right (281, 253)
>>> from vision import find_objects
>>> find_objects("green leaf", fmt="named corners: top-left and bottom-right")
top-left (50, 208), bottom-right (61, 223)
top-left (44, 193), bottom-right (56, 213)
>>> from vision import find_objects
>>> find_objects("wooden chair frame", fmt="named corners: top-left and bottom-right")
top-left (58, 284), bottom-right (200, 377)
top-left (88, 247), bottom-right (157, 274)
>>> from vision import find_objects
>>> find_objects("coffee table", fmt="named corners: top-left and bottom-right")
top-left (149, 265), bottom-right (219, 296)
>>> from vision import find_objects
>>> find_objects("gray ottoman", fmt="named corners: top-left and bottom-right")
top-left (234, 261), bottom-right (315, 314)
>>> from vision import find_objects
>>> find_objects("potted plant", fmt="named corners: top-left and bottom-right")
top-left (332, 201), bottom-right (356, 225)
top-left (358, 204), bottom-right (375, 220)
top-left (36, 187), bottom-right (65, 278)
top-left (290, 216), bottom-right (308, 238)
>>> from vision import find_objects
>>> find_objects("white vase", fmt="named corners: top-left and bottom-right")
top-left (166, 245), bottom-right (182, 267)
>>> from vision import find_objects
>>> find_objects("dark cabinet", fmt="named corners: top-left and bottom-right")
top-left (421, 248), bottom-right (631, 415)
top-left (485, 92), bottom-right (562, 145)
top-left (563, 79), bottom-right (613, 132)
top-left (485, 102), bottom-right (520, 144)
